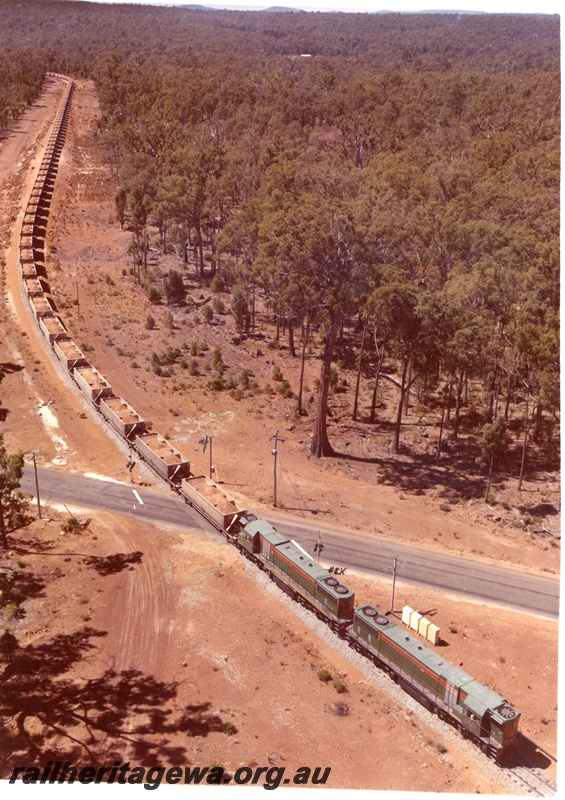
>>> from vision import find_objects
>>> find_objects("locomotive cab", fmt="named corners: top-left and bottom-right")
top-left (488, 702), bottom-right (521, 756)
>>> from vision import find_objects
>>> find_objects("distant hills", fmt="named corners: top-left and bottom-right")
top-left (177, 5), bottom-right (491, 13)
top-left (177, 4), bottom-right (305, 10)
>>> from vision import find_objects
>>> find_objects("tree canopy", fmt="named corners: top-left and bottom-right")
top-left (0, 0), bottom-right (559, 473)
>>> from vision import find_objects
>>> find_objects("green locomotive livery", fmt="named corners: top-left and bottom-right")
top-left (350, 604), bottom-right (520, 761)
top-left (238, 517), bottom-right (354, 632)
top-left (237, 518), bottom-right (519, 762)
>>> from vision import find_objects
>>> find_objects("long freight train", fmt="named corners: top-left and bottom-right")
top-left (17, 74), bottom-right (521, 765)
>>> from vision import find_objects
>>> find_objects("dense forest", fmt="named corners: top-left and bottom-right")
top-left (0, 1), bottom-right (560, 484)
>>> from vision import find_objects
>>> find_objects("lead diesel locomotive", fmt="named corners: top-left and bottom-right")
top-left (21, 75), bottom-right (520, 769)
top-left (233, 516), bottom-right (520, 763)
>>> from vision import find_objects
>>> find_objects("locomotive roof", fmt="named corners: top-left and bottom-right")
top-left (244, 518), bottom-right (288, 546)
top-left (243, 519), bottom-right (353, 599)
top-left (355, 605), bottom-right (513, 718)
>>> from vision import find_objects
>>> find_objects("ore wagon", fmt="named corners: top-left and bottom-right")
top-left (39, 315), bottom-right (67, 343)
top-left (29, 295), bottom-right (54, 319)
top-left (24, 277), bottom-right (44, 297)
top-left (20, 247), bottom-right (34, 264)
top-left (135, 432), bottom-right (190, 483)
top-left (21, 263), bottom-right (37, 279)
top-left (53, 338), bottom-right (88, 371)
top-left (73, 365), bottom-right (112, 403)
top-left (99, 395), bottom-right (146, 440)
top-left (180, 474), bottom-right (245, 532)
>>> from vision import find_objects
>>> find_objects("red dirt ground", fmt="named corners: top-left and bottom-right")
top-left (0, 77), bottom-right (559, 794)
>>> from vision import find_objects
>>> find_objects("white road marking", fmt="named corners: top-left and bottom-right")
top-left (132, 490), bottom-right (143, 505)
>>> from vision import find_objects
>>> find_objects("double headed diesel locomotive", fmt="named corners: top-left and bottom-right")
top-left (21, 73), bottom-right (520, 768)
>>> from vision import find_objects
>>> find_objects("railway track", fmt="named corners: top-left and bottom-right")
top-left (507, 765), bottom-right (557, 797)
top-left (13, 73), bottom-right (558, 790)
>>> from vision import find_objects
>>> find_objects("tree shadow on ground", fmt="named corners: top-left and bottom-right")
top-left (0, 626), bottom-right (235, 774)
top-left (517, 502), bottom-right (560, 518)
top-left (83, 551), bottom-right (144, 576)
top-left (0, 567), bottom-right (45, 619)
top-left (327, 415), bottom-right (548, 502)
top-left (330, 444), bottom-right (488, 500)
top-left (11, 535), bottom-right (57, 555)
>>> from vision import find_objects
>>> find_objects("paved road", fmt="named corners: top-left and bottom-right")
top-left (22, 465), bottom-right (211, 532)
top-left (270, 517), bottom-right (559, 618)
top-left (22, 466), bottom-right (559, 619)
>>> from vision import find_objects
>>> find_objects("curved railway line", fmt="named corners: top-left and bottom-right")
top-left (13, 73), bottom-right (558, 792)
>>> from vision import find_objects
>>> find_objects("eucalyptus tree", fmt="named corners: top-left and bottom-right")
top-left (368, 283), bottom-right (446, 453)
top-left (478, 418), bottom-right (512, 503)
top-left (257, 175), bottom-right (366, 457)
top-left (0, 436), bottom-right (30, 549)
top-left (154, 136), bottom-right (225, 276)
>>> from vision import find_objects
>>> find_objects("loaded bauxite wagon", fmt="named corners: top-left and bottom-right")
top-left (20, 247), bottom-right (34, 264)
top-left (135, 432), bottom-right (190, 483)
top-left (53, 338), bottom-right (88, 371)
top-left (73, 365), bottom-right (112, 403)
top-left (39, 315), bottom-right (67, 343)
top-left (24, 277), bottom-right (44, 297)
top-left (21, 263), bottom-right (37, 279)
top-left (99, 396), bottom-right (146, 440)
top-left (180, 475), bottom-right (245, 531)
top-left (29, 295), bottom-right (54, 319)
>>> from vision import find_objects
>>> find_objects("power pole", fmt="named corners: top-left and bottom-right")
top-left (271, 430), bottom-right (285, 507)
top-left (28, 450), bottom-right (42, 519)
top-left (313, 530), bottom-right (324, 563)
top-left (384, 555), bottom-right (405, 615)
top-left (203, 435), bottom-right (214, 479)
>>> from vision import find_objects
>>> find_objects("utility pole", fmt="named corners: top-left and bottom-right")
top-left (203, 435), bottom-right (214, 479)
top-left (271, 430), bottom-right (285, 507)
top-left (28, 450), bottom-right (42, 519)
top-left (384, 555), bottom-right (405, 615)
top-left (313, 530), bottom-right (324, 563)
